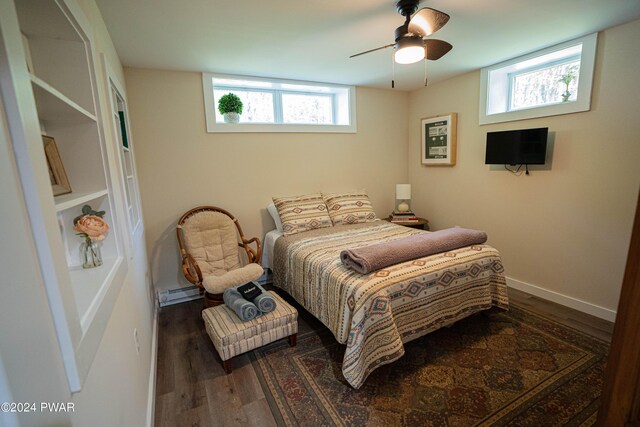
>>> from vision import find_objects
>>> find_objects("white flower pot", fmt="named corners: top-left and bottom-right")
top-left (223, 112), bottom-right (240, 123)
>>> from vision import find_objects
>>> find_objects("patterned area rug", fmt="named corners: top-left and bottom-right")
top-left (250, 306), bottom-right (608, 426)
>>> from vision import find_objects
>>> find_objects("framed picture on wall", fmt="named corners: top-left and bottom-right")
top-left (421, 113), bottom-right (457, 166)
top-left (42, 135), bottom-right (72, 196)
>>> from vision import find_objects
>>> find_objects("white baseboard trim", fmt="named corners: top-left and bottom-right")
top-left (506, 276), bottom-right (617, 323)
top-left (145, 303), bottom-right (159, 427)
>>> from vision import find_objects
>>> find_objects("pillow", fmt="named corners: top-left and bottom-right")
top-left (266, 203), bottom-right (283, 232)
top-left (322, 191), bottom-right (377, 225)
top-left (272, 193), bottom-right (332, 236)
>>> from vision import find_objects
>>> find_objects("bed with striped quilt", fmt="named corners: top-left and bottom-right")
top-left (272, 221), bottom-right (509, 389)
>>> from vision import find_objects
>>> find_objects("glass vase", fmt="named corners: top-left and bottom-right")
top-left (80, 238), bottom-right (103, 269)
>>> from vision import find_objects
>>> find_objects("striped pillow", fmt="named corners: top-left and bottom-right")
top-left (323, 191), bottom-right (377, 225)
top-left (272, 193), bottom-right (332, 236)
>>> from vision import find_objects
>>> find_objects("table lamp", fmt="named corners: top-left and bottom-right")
top-left (395, 184), bottom-right (412, 213)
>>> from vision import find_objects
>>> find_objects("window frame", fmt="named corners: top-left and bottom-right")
top-left (203, 73), bottom-right (357, 133)
top-left (479, 33), bottom-right (597, 125)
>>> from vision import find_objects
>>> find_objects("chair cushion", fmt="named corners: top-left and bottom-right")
top-left (181, 211), bottom-right (241, 276)
top-left (202, 291), bottom-right (298, 361)
top-left (202, 262), bottom-right (264, 294)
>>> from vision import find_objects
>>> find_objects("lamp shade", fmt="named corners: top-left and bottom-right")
top-left (394, 36), bottom-right (425, 64)
top-left (396, 184), bottom-right (411, 200)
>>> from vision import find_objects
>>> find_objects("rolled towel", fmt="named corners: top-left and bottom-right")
top-left (341, 227), bottom-right (488, 274)
top-left (223, 287), bottom-right (258, 321)
top-left (253, 284), bottom-right (277, 314)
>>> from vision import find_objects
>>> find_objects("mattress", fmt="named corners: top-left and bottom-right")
top-left (273, 221), bottom-right (509, 388)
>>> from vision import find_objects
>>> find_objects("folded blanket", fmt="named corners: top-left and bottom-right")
top-left (340, 227), bottom-right (488, 274)
top-left (223, 287), bottom-right (258, 321)
top-left (253, 284), bottom-right (277, 314)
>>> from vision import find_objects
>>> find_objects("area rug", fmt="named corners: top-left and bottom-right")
top-left (249, 306), bottom-right (609, 426)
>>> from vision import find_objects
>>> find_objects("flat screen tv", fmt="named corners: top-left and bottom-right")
top-left (485, 128), bottom-right (548, 165)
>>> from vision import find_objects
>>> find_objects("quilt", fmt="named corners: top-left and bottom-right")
top-left (273, 221), bottom-right (508, 388)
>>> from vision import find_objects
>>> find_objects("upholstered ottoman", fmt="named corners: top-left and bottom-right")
top-left (202, 290), bottom-right (298, 373)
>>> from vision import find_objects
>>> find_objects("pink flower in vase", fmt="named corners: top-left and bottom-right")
top-left (75, 215), bottom-right (109, 240)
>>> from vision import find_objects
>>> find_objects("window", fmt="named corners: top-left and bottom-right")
top-left (110, 86), bottom-right (142, 237)
top-left (213, 89), bottom-right (274, 124)
top-left (281, 93), bottom-right (333, 124)
top-left (203, 74), bottom-right (356, 133)
top-left (479, 33), bottom-right (597, 125)
top-left (510, 58), bottom-right (580, 110)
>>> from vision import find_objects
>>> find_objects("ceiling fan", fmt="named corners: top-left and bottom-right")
top-left (350, 0), bottom-right (453, 86)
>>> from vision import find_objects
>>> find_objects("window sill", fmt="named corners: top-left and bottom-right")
top-left (205, 122), bottom-right (357, 133)
top-left (480, 98), bottom-right (589, 125)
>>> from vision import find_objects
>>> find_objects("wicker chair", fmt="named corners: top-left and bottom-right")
top-left (177, 206), bottom-right (263, 307)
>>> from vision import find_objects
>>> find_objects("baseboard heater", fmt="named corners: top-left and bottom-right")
top-left (157, 285), bottom-right (202, 307)
top-left (157, 269), bottom-right (273, 308)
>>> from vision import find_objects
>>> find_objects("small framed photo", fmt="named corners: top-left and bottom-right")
top-left (421, 113), bottom-right (457, 166)
top-left (42, 135), bottom-right (72, 196)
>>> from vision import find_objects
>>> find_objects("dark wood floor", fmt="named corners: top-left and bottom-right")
top-left (153, 287), bottom-right (614, 427)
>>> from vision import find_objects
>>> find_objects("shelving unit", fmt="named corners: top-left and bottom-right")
top-left (18, 0), bottom-right (120, 271)
top-left (4, 0), bottom-right (128, 391)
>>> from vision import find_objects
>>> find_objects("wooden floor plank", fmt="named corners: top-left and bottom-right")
top-left (507, 288), bottom-right (614, 341)
top-left (231, 354), bottom-right (266, 405)
top-left (242, 398), bottom-right (278, 427)
top-left (174, 404), bottom-right (211, 427)
top-left (204, 375), bottom-right (251, 426)
top-left (155, 320), bottom-right (175, 396)
top-left (154, 392), bottom-right (176, 427)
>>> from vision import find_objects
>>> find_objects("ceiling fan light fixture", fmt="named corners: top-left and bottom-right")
top-left (394, 36), bottom-right (424, 64)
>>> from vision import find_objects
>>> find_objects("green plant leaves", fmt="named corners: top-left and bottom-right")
top-left (74, 204), bottom-right (106, 224)
top-left (218, 93), bottom-right (243, 115)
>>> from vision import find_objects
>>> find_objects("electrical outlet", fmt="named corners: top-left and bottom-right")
top-left (134, 328), bottom-right (140, 355)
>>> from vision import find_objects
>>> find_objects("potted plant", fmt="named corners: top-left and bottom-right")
top-left (218, 93), bottom-right (243, 123)
top-left (559, 66), bottom-right (578, 102)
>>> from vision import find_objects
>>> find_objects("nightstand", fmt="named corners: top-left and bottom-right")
top-left (384, 217), bottom-right (430, 231)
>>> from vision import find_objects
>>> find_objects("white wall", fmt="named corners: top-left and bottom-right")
top-left (124, 68), bottom-right (410, 292)
top-left (408, 19), bottom-right (640, 318)
top-left (0, 0), bottom-right (156, 425)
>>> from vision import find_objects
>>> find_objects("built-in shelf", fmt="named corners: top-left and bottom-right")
top-left (54, 189), bottom-right (108, 212)
top-left (31, 74), bottom-right (96, 123)
top-left (68, 256), bottom-right (120, 330)
top-left (8, 0), bottom-right (129, 393)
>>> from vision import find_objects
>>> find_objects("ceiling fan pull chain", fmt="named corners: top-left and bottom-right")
top-left (392, 50), bottom-right (396, 89)
top-left (424, 57), bottom-right (428, 86)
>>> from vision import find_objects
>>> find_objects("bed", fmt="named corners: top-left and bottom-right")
top-left (270, 220), bottom-right (509, 389)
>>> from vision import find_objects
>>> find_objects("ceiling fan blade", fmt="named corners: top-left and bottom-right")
top-left (408, 7), bottom-right (450, 37)
top-left (424, 39), bottom-right (453, 60)
top-left (350, 43), bottom-right (394, 58)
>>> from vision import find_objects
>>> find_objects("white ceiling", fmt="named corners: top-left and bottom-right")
top-left (96, 0), bottom-right (640, 91)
